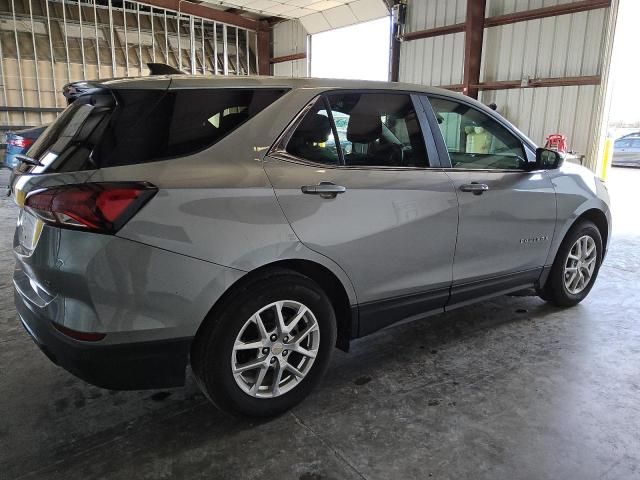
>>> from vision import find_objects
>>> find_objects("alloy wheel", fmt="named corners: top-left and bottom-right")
top-left (231, 300), bottom-right (320, 398)
top-left (563, 235), bottom-right (597, 295)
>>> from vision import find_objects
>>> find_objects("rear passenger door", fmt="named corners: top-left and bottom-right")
top-left (264, 91), bottom-right (459, 336)
top-left (423, 95), bottom-right (557, 304)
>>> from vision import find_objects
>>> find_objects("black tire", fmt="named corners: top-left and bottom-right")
top-left (538, 220), bottom-right (603, 307)
top-left (191, 269), bottom-right (336, 417)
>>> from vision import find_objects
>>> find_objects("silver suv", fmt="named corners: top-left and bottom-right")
top-left (12, 76), bottom-right (611, 417)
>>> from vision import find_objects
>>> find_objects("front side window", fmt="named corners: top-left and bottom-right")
top-left (429, 97), bottom-right (527, 170)
top-left (327, 92), bottom-right (428, 167)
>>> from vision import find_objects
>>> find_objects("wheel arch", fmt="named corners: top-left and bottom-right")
top-left (575, 208), bottom-right (609, 258)
top-left (540, 206), bottom-right (610, 289)
top-left (193, 259), bottom-right (356, 355)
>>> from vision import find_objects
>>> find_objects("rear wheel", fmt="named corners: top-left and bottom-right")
top-left (538, 220), bottom-right (603, 307)
top-left (192, 270), bottom-right (336, 417)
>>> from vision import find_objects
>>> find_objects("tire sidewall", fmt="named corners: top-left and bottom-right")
top-left (198, 274), bottom-right (336, 417)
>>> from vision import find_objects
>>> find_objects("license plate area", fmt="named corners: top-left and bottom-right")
top-left (17, 209), bottom-right (43, 251)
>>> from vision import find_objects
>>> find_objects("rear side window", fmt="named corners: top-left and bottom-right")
top-left (96, 88), bottom-right (288, 167)
top-left (327, 92), bottom-right (427, 167)
top-left (27, 87), bottom-right (287, 172)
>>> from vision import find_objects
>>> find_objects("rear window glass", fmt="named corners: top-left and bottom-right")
top-left (95, 88), bottom-right (288, 167)
top-left (28, 87), bottom-right (287, 172)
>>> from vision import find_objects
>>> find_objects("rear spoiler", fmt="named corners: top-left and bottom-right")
top-left (62, 63), bottom-right (183, 104)
top-left (62, 81), bottom-right (106, 105)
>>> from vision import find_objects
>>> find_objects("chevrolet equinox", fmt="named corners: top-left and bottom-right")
top-left (12, 76), bottom-right (611, 417)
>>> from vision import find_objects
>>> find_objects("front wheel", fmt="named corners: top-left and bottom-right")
top-left (538, 220), bottom-right (603, 307)
top-left (191, 270), bottom-right (336, 417)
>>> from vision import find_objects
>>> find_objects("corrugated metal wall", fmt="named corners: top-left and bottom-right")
top-left (399, 0), bottom-right (465, 86)
top-left (399, 0), bottom-right (614, 167)
top-left (399, 0), bottom-right (465, 87)
top-left (272, 19), bottom-right (307, 77)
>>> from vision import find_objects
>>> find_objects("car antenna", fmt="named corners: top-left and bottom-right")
top-left (147, 63), bottom-right (184, 75)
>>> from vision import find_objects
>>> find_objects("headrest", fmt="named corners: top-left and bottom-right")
top-left (347, 112), bottom-right (382, 143)
top-left (218, 111), bottom-right (249, 133)
top-left (292, 113), bottom-right (332, 143)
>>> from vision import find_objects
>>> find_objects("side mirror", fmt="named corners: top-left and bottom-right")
top-left (535, 147), bottom-right (563, 170)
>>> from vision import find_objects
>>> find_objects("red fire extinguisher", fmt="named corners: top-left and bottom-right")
top-left (545, 134), bottom-right (568, 153)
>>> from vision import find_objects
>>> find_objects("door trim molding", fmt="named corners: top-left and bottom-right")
top-left (447, 268), bottom-right (542, 311)
top-left (354, 268), bottom-right (544, 339)
top-left (357, 287), bottom-right (450, 337)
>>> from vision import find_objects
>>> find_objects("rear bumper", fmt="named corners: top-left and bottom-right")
top-left (16, 290), bottom-right (192, 390)
top-left (12, 222), bottom-right (246, 389)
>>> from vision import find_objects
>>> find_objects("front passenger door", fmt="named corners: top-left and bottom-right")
top-left (425, 96), bottom-right (557, 304)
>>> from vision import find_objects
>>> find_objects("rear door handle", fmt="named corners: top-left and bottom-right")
top-left (459, 183), bottom-right (489, 195)
top-left (301, 182), bottom-right (347, 199)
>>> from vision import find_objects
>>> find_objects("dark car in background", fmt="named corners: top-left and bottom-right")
top-left (3, 126), bottom-right (48, 169)
top-left (612, 135), bottom-right (640, 167)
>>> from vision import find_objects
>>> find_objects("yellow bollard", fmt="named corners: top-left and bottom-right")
top-left (600, 138), bottom-right (614, 181)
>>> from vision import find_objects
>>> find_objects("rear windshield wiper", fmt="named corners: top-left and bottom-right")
top-left (14, 153), bottom-right (42, 167)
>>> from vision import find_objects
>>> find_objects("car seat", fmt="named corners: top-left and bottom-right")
top-left (287, 113), bottom-right (337, 164)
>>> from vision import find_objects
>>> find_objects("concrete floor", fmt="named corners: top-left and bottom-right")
top-left (1, 167), bottom-right (639, 480)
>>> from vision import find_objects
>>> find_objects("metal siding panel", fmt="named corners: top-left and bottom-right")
top-left (582, 9), bottom-right (605, 75)
top-left (481, 84), bottom-right (597, 158)
top-left (565, 11), bottom-right (587, 76)
top-left (550, 14), bottom-right (571, 77)
top-left (272, 19), bottom-right (308, 77)
top-left (452, 31), bottom-right (464, 84)
top-left (400, 0), bottom-right (466, 87)
top-left (522, 17), bottom-right (541, 79)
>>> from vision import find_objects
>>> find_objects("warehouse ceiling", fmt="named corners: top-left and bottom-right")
top-left (200, 0), bottom-right (388, 32)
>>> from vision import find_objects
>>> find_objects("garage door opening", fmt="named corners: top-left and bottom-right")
top-left (606, 0), bottom-right (640, 171)
top-left (311, 17), bottom-right (390, 81)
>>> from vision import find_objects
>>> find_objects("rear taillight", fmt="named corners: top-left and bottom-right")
top-left (24, 182), bottom-right (157, 234)
top-left (9, 136), bottom-right (35, 149)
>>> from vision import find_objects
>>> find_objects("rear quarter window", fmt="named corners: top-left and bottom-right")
top-left (25, 87), bottom-right (288, 173)
top-left (96, 88), bottom-right (288, 167)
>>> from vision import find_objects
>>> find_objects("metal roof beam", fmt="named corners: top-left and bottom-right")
top-left (404, 0), bottom-right (611, 42)
top-left (485, 0), bottom-right (611, 28)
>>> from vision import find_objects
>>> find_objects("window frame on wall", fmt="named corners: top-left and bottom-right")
top-left (271, 89), bottom-right (443, 169)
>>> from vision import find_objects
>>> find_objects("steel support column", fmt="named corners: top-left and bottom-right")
top-left (389, 36), bottom-right (400, 82)
top-left (213, 22), bottom-right (219, 74)
top-left (78, 0), bottom-right (86, 78)
top-left (28, 0), bottom-right (43, 124)
top-left (462, 0), bottom-right (486, 99)
top-left (190, 16), bottom-right (196, 74)
top-left (93, 0), bottom-right (101, 78)
top-left (257, 22), bottom-right (270, 75)
top-left (137, 3), bottom-right (143, 74)
top-left (222, 24), bottom-right (228, 75)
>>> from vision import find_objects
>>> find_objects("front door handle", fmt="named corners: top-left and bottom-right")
top-left (301, 182), bottom-right (347, 199)
top-left (460, 183), bottom-right (489, 195)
